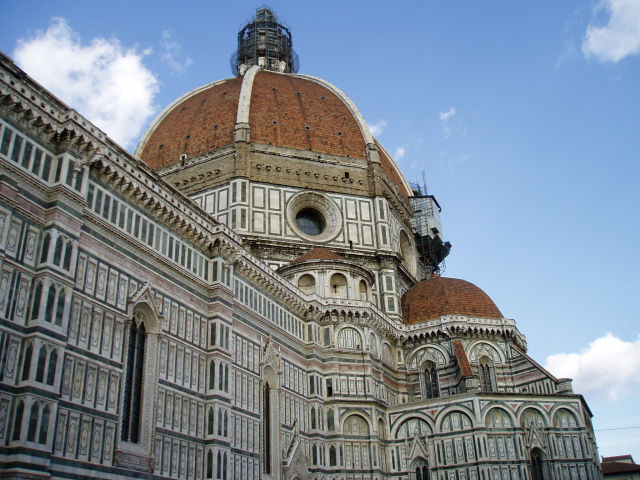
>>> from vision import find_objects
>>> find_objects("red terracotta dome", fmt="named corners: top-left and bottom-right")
top-left (402, 277), bottom-right (503, 324)
top-left (135, 68), bottom-right (412, 198)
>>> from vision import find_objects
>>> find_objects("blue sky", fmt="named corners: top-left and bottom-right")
top-left (2, 0), bottom-right (640, 459)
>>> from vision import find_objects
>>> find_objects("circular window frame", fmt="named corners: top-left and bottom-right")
top-left (287, 192), bottom-right (342, 242)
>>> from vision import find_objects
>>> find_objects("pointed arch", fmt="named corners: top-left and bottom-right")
top-left (422, 361), bottom-right (440, 399)
top-left (39, 404), bottom-right (50, 444)
top-left (12, 399), bottom-right (24, 441)
top-left (46, 349), bottom-right (57, 386)
top-left (27, 401), bottom-right (40, 441)
top-left (35, 345), bottom-right (47, 382)
top-left (116, 287), bottom-right (162, 470)
top-left (54, 288), bottom-right (65, 326)
top-left (21, 343), bottom-right (33, 381)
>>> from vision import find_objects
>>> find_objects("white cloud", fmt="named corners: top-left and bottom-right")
top-left (545, 333), bottom-right (640, 401)
top-left (582, 0), bottom-right (640, 62)
top-left (161, 30), bottom-right (193, 75)
top-left (394, 146), bottom-right (406, 160)
top-left (14, 17), bottom-right (159, 149)
top-left (368, 119), bottom-right (387, 137)
top-left (439, 107), bottom-right (456, 138)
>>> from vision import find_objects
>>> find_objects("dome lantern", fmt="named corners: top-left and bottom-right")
top-left (231, 7), bottom-right (299, 76)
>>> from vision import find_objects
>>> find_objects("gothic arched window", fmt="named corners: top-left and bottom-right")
top-left (207, 407), bottom-right (214, 435)
top-left (21, 343), bottom-right (33, 381)
top-left (264, 382), bottom-right (271, 474)
top-left (30, 282), bottom-right (42, 320)
top-left (209, 360), bottom-right (215, 390)
top-left (329, 445), bottom-right (337, 466)
top-left (46, 349), bottom-right (57, 386)
top-left (63, 242), bottom-right (73, 270)
top-left (27, 401), bottom-right (39, 441)
top-left (311, 406), bottom-right (316, 429)
top-left (35, 346), bottom-right (47, 382)
top-left (206, 450), bottom-right (213, 478)
top-left (39, 404), bottom-right (50, 444)
top-left (121, 318), bottom-right (146, 443)
top-left (54, 289), bottom-right (65, 326)
top-left (40, 233), bottom-right (50, 264)
top-left (53, 236), bottom-right (63, 265)
top-left (45, 286), bottom-right (55, 323)
top-left (327, 408), bottom-right (335, 430)
top-left (12, 400), bottom-right (24, 441)
top-left (479, 356), bottom-right (497, 392)
top-left (423, 361), bottom-right (440, 399)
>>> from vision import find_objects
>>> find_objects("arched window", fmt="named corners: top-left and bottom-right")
top-left (337, 327), bottom-right (362, 350)
top-left (326, 444), bottom-right (335, 466)
top-left (224, 364), bottom-right (229, 391)
top-left (40, 233), bottom-right (50, 264)
top-left (264, 382), bottom-right (271, 474)
top-left (479, 356), bottom-right (497, 392)
top-left (121, 319), bottom-right (146, 443)
top-left (45, 286), bottom-right (56, 323)
top-left (63, 242), bottom-right (73, 270)
top-left (209, 360), bottom-right (215, 390)
top-left (217, 409), bottom-right (223, 435)
top-left (327, 408), bottom-right (335, 430)
top-left (216, 451), bottom-right (222, 479)
top-left (311, 407), bottom-right (316, 429)
top-left (30, 282), bottom-right (42, 320)
top-left (343, 415), bottom-right (369, 435)
top-left (530, 448), bottom-right (548, 480)
top-left (423, 361), bottom-right (440, 399)
top-left (46, 349), bottom-right (57, 386)
top-left (223, 411), bottom-right (228, 437)
top-left (382, 343), bottom-right (394, 366)
top-left (206, 450), bottom-right (213, 478)
top-left (359, 280), bottom-right (367, 300)
top-left (218, 363), bottom-right (224, 390)
top-left (53, 236), bottom-right (63, 265)
top-left (55, 289), bottom-right (65, 326)
top-left (222, 452), bottom-right (227, 480)
top-left (12, 400), bottom-right (24, 441)
top-left (27, 401), bottom-right (40, 441)
top-left (39, 404), bottom-right (50, 444)
top-left (35, 346), bottom-right (47, 382)
top-left (207, 407), bottom-right (214, 435)
top-left (21, 343), bottom-right (33, 381)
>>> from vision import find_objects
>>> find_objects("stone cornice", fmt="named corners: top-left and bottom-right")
top-left (404, 315), bottom-right (527, 351)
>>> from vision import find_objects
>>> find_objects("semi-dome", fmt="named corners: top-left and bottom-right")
top-left (134, 67), bottom-right (412, 199)
top-left (402, 276), bottom-right (503, 324)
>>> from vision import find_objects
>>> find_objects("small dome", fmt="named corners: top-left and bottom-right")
top-left (402, 277), bottom-right (503, 324)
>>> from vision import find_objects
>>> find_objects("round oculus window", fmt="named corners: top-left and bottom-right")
top-left (295, 208), bottom-right (325, 236)
top-left (287, 191), bottom-right (342, 242)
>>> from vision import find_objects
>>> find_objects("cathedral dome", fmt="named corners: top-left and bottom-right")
top-left (134, 67), bottom-right (412, 199)
top-left (402, 276), bottom-right (503, 324)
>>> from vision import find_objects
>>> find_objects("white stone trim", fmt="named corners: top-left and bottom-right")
top-left (236, 65), bottom-right (261, 124)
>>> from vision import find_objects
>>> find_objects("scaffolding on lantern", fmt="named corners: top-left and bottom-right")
top-left (231, 7), bottom-right (299, 76)
top-left (410, 175), bottom-right (451, 275)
